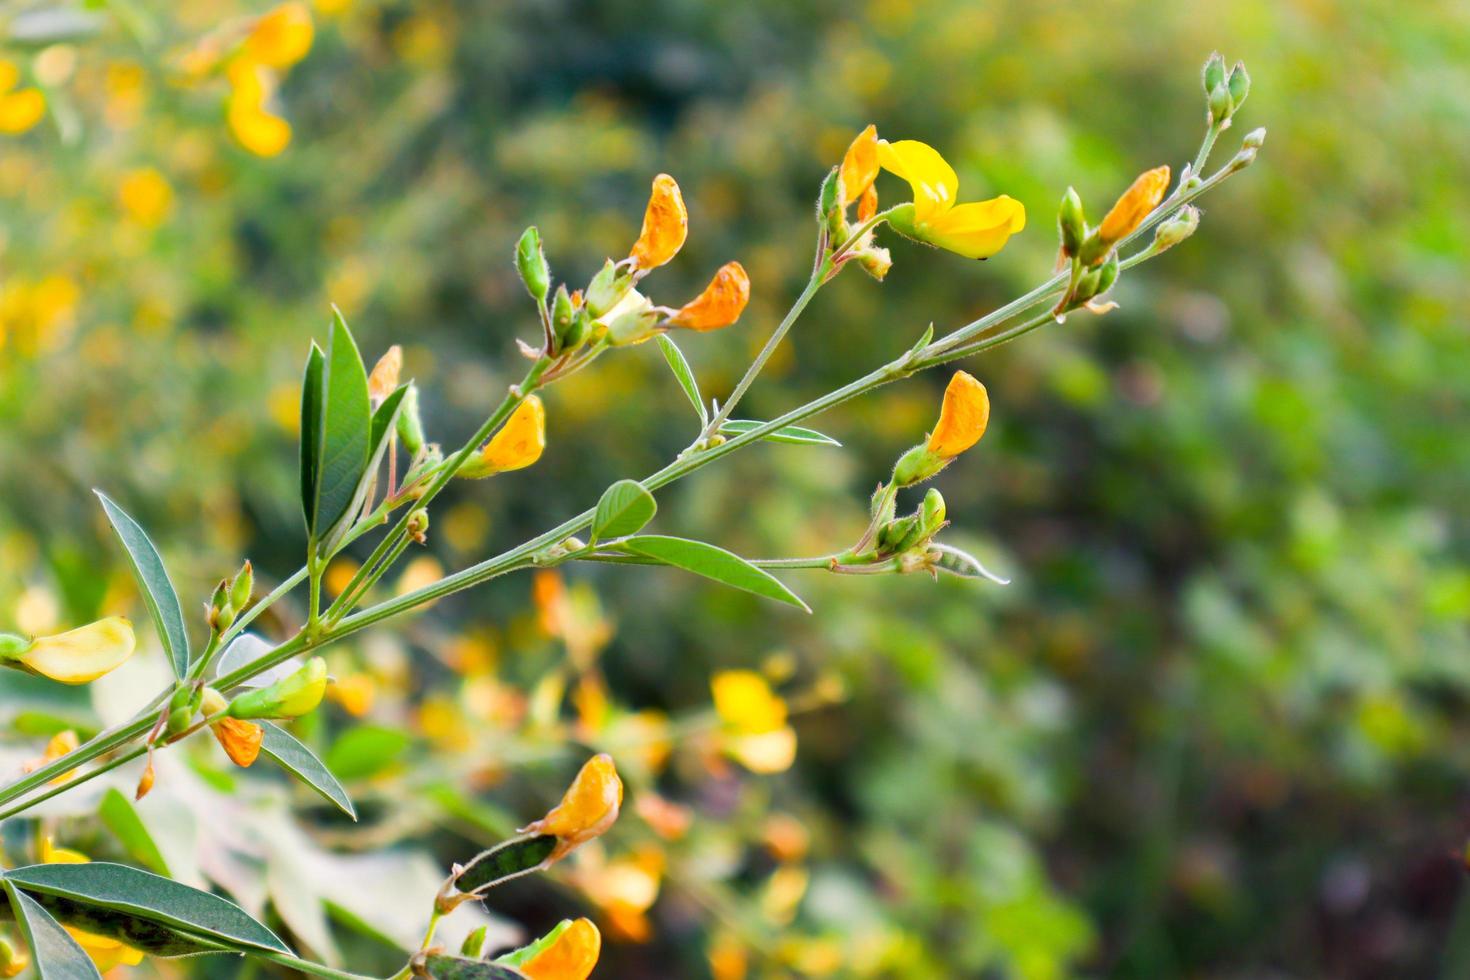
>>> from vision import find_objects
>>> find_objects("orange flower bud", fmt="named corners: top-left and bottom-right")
top-left (478, 395), bottom-right (546, 474)
top-left (840, 124), bottom-right (879, 205)
top-left (629, 174), bottom-right (687, 271)
top-left (518, 918), bottom-right (602, 980)
top-left (522, 753), bottom-right (623, 860)
top-left (668, 261), bottom-right (750, 332)
top-left (212, 717), bottom-right (263, 767)
top-left (1096, 165), bottom-right (1171, 249)
top-left (368, 344), bottom-right (402, 403)
top-left (135, 757), bottom-right (156, 800)
top-left (926, 371), bottom-right (990, 459)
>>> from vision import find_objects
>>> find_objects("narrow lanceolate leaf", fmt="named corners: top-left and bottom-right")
top-left (95, 491), bottom-right (190, 678)
top-left (98, 789), bottom-right (170, 875)
top-left (619, 535), bottom-right (810, 612)
top-left (425, 955), bottom-right (527, 979)
top-left (307, 312), bottom-right (373, 540)
top-left (322, 383), bottom-right (408, 554)
top-left (656, 335), bottom-right (706, 425)
top-left (718, 419), bottom-right (842, 447)
top-left (298, 342), bottom-right (325, 538)
top-left (4, 863), bottom-right (290, 954)
top-left (259, 722), bottom-right (357, 820)
top-left (452, 835), bottom-right (557, 893)
top-left (591, 479), bottom-right (657, 543)
top-left (1, 879), bottom-right (103, 980)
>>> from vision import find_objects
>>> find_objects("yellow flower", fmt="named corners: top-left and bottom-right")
top-left (522, 753), bottom-right (623, 860)
top-left (118, 167), bottom-right (174, 228)
top-left (667, 261), bottom-right (750, 332)
top-left (227, 61), bottom-right (292, 157)
top-left (0, 617), bottom-right (135, 684)
top-left (330, 672), bottom-right (376, 716)
top-left (629, 174), bottom-right (687, 271)
top-left (926, 370), bottom-right (990, 458)
top-left (0, 59), bottom-right (44, 135)
top-left (212, 716), bottom-right (264, 767)
top-left (478, 396), bottom-right (546, 473)
top-left (22, 730), bottom-right (81, 785)
top-left (1094, 164), bottom-right (1171, 254)
top-left (726, 728), bottom-right (797, 774)
top-left (518, 918), bottom-right (602, 980)
top-left (877, 139), bottom-right (1024, 259)
top-left (711, 670), bottom-right (787, 734)
top-left (244, 3), bottom-right (315, 69)
top-left (569, 844), bottom-right (663, 943)
top-left (38, 839), bottom-right (146, 971)
top-left (839, 124), bottom-right (879, 205)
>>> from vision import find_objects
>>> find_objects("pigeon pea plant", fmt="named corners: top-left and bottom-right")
top-left (0, 55), bottom-right (1260, 980)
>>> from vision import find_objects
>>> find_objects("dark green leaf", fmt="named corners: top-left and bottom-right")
top-left (656, 335), bottom-right (706, 424)
top-left (718, 419), bottom-right (842, 447)
top-left (1, 879), bottom-right (102, 980)
top-left (259, 721), bottom-right (357, 820)
top-left (308, 312), bottom-right (373, 539)
top-left (95, 491), bottom-right (190, 678)
top-left (323, 725), bottom-right (412, 781)
top-left (425, 955), bottom-right (526, 979)
top-left (620, 535), bottom-right (811, 611)
top-left (453, 835), bottom-right (557, 893)
top-left (298, 342), bottom-right (325, 538)
top-left (323, 383), bottom-right (408, 553)
top-left (98, 789), bottom-right (170, 875)
top-left (4, 863), bottom-right (289, 954)
top-left (591, 479), bottom-right (657, 543)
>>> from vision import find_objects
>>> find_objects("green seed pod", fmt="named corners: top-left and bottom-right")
top-left (920, 488), bottom-right (947, 537)
top-left (397, 384), bottom-right (426, 455)
top-left (1058, 187), bottom-right (1085, 257)
top-left (818, 166), bottom-right (846, 243)
top-left (515, 226), bottom-right (551, 303)
top-left (1227, 62), bottom-right (1250, 110)
top-left (1202, 53), bottom-right (1226, 96)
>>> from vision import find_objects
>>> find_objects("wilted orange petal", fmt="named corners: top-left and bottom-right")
top-left (839, 124), bottom-right (878, 205)
top-left (1097, 165), bottom-right (1170, 245)
top-left (213, 717), bottom-right (263, 767)
top-left (629, 174), bottom-right (687, 271)
top-left (926, 370), bottom-right (990, 458)
top-left (668, 261), bottom-right (750, 332)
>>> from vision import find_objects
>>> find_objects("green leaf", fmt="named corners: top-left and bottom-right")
top-left (299, 342), bottom-right (325, 538)
top-left (452, 835), bottom-right (557, 893)
top-left (619, 535), bottom-right (810, 611)
top-left (1, 878), bottom-right (103, 980)
top-left (425, 955), bottom-right (527, 979)
top-left (4, 863), bottom-right (290, 954)
top-left (591, 479), bottom-right (657, 543)
top-left (95, 491), bottom-right (190, 679)
top-left (718, 419), bottom-right (842, 447)
top-left (322, 383), bottom-right (408, 554)
top-left (656, 335), bottom-right (706, 424)
top-left (259, 721), bottom-right (357, 820)
top-left (305, 312), bottom-right (373, 541)
top-left (98, 789), bottom-right (170, 875)
top-left (323, 725), bottom-right (412, 781)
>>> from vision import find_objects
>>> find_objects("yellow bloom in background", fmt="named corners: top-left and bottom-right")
top-left (479, 395), bottom-right (546, 473)
top-left (0, 617), bottom-right (135, 684)
top-left (212, 716), bottom-right (264, 767)
top-left (38, 839), bottom-right (146, 971)
top-left (726, 728), bottom-right (797, 774)
top-left (569, 843), bottom-right (663, 943)
top-left (227, 60), bottom-right (292, 157)
top-left (518, 918), bottom-right (602, 980)
top-left (330, 672), bottom-right (376, 716)
top-left (1095, 164), bottom-right (1171, 252)
top-left (926, 370), bottom-right (990, 459)
top-left (245, 3), bottom-right (315, 69)
top-left (668, 261), bottom-right (750, 331)
top-left (712, 670), bottom-right (787, 734)
top-left (523, 753), bottom-right (624, 860)
top-left (0, 59), bottom-right (45, 135)
top-left (368, 344), bottom-right (403, 403)
top-left (629, 173), bottom-right (687, 271)
top-left (22, 729), bottom-right (80, 784)
top-left (877, 139), bottom-right (1025, 259)
top-left (118, 167), bottom-right (174, 228)
top-left (840, 124), bottom-right (879, 205)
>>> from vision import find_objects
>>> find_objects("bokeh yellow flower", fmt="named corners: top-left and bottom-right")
top-left (227, 60), bottom-right (292, 157)
top-left (0, 59), bottom-right (45, 135)
top-left (926, 370), bottom-right (990, 458)
top-left (877, 139), bottom-right (1024, 259)
top-left (629, 173), bottom-right (687, 271)
top-left (244, 3), bottom-right (315, 69)
top-left (668, 261), bottom-right (750, 331)
top-left (712, 670), bottom-right (787, 733)
top-left (118, 167), bottom-right (174, 228)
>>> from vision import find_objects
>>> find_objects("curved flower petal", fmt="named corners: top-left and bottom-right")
top-left (629, 174), bottom-right (687, 271)
top-left (481, 395), bottom-right (546, 472)
top-left (19, 618), bottom-right (135, 684)
top-left (924, 196), bottom-right (1026, 259)
top-left (839, 124), bottom-right (879, 205)
top-left (668, 261), bottom-right (750, 332)
top-left (877, 139), bottom-right (957, 224)
top-left (927, 371), bottom-right (990, 458)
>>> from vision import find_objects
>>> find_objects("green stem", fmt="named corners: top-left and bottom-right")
top-left (254, 951), bottom-right (377, 979)
top-left (1193, 121), bottom-right (1224, 176)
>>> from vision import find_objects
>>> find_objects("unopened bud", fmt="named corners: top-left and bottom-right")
top-left (396, 384), bottom-right (425, 454)
top-left (1094, 251), bottom-right (1120, 296)
top-left (515, 226), bottom-right (551, 303)
top-left (407, 508), bottom-right (429, 545)
top-left (856, 245), bottom-right (892, 281)
top-left (1058, 187), bottom-right (1085, 257)
top-left (166, 684), bottom-right (202, 736)
top-left (920, 488), bottom-right (947, 537)
top-left (1242, 126), bottom-right (1266, 150)
top-left (549, 285), bottom-right (575, 354)
top-left (135, 757), bottom-right (156, 800)
top-left (1151, 206), bottom-right (1200, 252)
top-left (201, 686), bottom-right (229, 716)
top-left (1208, 83), bottom-right (1233, 124)
top-left (1202, 53), bottom-right (1226, 95)
top-left (876, 514), bottom-right (921, 554)
top-left (818, 166), bottom-right (846, 243)
top-left (229, 560), bottom-right (253, 614)
top-left (208, 579), bottom-right (235, 634)
top-left (1227, 62), bottom-right (1250, 110)
top-left (585, 259), bottom-right (632, 318)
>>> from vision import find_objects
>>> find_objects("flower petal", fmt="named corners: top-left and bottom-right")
top-left (922, 197), bottom-right (1025, 259)
top-left (876, 139), bottom-right (957, 223)
top-left (839, 124), bottom-right (879, 205)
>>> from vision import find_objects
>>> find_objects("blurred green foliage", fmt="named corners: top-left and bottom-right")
top-left (2, 0), bottom-right (1469, 977)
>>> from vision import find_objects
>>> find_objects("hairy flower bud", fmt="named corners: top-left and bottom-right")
top-left (818, 166), bottom-right (846, 243)
top-left (585, 259), bottom-right (633, 318)
top-left (1151, 205), bottom-right (1200, 253)
top-left (229, 560), bottom-right (254, 615)
top-left (1202, 52), bottom-right (1226, 96)
top-left (521, 754), bottom-right (624, 861)
top-left (396, 384), bottom-right (425, 454)
top-left (1058, 187), bottom-right (1086, 258)
top-left (629, 174), bottom-right (687, 272)
top-left (1083, 165), bottom-right (1170, 264)
top-left (1227, 62), bottom-right (1250, 111)
top-left (668, 262), bottom-right (750, 332)
top-left (516, 226), bottom-right (551, 303)
top-left (920, 488), bottom-right (947, 537)
top-left (1208, 83), bottom-right (1233, 124)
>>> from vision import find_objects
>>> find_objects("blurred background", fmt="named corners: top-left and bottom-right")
top-left (2, 0), bottom-right (1469, 976)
